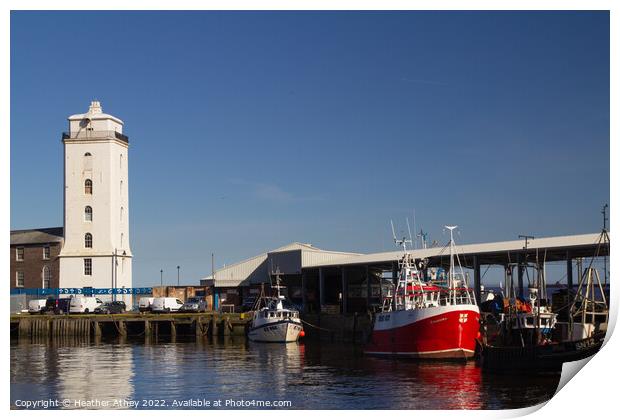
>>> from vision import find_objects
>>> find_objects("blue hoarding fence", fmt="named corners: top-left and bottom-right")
top-left (11, 287), bottom-right (153, 296)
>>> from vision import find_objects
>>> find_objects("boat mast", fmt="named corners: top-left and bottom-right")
top-left (602, 204), bottom-right (609, 286)
top-left (445, 226), bottom-right (457, 305)
top-left (391, 220), bottom-right (425, 309)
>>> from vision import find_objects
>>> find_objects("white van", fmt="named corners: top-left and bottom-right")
top-left (138, 297), bottom-right (155, 312)
top-left (69, 296), bottom-right (103, 314)
top-left (151, 297), bottom-right (184, 313)
top-left (28, 299), bottom-right (47, 314)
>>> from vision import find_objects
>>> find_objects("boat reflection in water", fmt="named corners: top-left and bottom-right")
top-left (365, 359), bottom-right (484, 410)
top-left (11, 336), bottom-right (559, 410)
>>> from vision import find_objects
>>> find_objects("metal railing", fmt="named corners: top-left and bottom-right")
top-left (62, 130), bottom-right (129, 143)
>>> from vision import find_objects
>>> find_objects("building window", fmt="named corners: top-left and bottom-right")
top-left (120, 180), bottom-right (123, 196)
top-left (42, 266), bottom-right (51, 288)
top-left (16, 247), bottom-right (24, 261)
top-left (85, 233), bottom-right (93, 248)
top-left (84, 258), bottom-right (92, 276)
top-left (120, 154), bottom-right (123, 169)
top-left (84, 152), bottom-right (91, 156)
top-left (85, 206), bottom-right (93, 221)
top-left (43, 246), bottom-right (50, 260)
top-left (120, 233), bottom-right (124, 247)
top-left (85, 179), bottom-right (93, 194)
top-left (16, 271), bottom-right (24, 287)
top-left (120, 206), bottom-right (124, 222)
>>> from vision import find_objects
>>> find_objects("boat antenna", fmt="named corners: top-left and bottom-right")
top-left (391, 219), bottom-right (397, 242)
top-left (445, 225), bottom-right (457, 303)
top-left (406, 217), bottom-right (414, 249)
top-left (518, 234), bottom-right (535, 291)
top-left (417, 229), bottom-right (428, 249)
top-left (602, 204), bottom-right (609, 286)
top-left (412, 209), bottom-right (417, 249)
top-left (391, 220), bottom-right (412, 253)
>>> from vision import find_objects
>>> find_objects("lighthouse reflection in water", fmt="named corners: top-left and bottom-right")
top-left (10, 337), bottom-right (559, 409)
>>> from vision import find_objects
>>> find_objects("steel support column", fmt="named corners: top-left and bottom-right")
top-left (473, 255), bottom-right (481, 305)
top-left (392, 261), bottom-right (398, 285)
top-left (301, 271), bottom-right (307, 313)
top-left (341, 266), bottom-right (348, 314)
top-left (518, 254), bottom-right (524, 297)
top-left (319, 267), bottom-right (325, 309)
top-left (566, 251), bottom-right (573, 290)
top-left (366, 265), bottom-right (372, 310)
top-left (504, 264), bottom-right (510, 298)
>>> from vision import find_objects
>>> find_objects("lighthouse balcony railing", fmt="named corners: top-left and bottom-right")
top-left (62, 131), bottom-right (129, 143)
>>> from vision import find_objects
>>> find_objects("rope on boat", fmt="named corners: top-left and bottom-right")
top-left (300, 319), bottom-right (335, 332)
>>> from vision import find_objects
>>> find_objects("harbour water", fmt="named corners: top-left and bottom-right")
top-left (11, 336), bottom-right (560, 410)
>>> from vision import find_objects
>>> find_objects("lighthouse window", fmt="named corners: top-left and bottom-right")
top-left (85, 179), bottom-right (93, 194)
top-left (85, 206), bottom-right (93, 221)
top-left (84, 152), bottom-right (91, 156)
top-left (85, 233), bottom-right (93, 248)
top-left (84, 258), bottom-right (92, 276)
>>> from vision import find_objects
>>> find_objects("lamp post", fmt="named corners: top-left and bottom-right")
top-left (160, 269), bottom-right (163, 287)
top-left (177, 265), bottom-right (180, 286)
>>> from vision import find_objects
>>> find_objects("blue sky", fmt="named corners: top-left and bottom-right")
top-left (10, 11), bottom-right (609, 287)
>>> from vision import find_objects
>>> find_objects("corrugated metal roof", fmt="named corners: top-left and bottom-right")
top-left (200, 233), bottom-right (604, 286)
top-left (11, 227), bottom-right (64, 245)
top-left (202, 279), bottom-right (244, 288)
top-left (301, 249), bottom-right (362, 267)
top-left (201, 242), bottom-right (361, 287)
top-left (307, 233), bottom-right (604, 268)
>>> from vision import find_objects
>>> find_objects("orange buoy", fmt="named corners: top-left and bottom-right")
top-left (299, 330), bottom-right (305, 338)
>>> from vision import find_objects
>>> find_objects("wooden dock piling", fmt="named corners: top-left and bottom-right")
top-left (11, 312), bottom-right (250, 340)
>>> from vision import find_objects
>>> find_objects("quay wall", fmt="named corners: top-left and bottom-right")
top-left (11, 312), bottom-right (374, 344)
top-left (10, 312), bottom-right (250, 340)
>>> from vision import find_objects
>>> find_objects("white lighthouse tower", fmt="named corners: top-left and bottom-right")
top-left (59, 101), bottom-right (132, 302)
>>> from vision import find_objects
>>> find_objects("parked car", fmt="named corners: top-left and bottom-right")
top-left (179, 297), bottom-right (207, 313)
top-left (28, 299), bottom-right (47, 314)
top-left (69, 296), bottom-right (103, 314)
top-left (94, 301), bottom-right (126, 314)
top-left (151, 297), bottom-right (184, 313)
top-left (138, 297), bottom-right (155, 313)
top-left (44, 298), bottom-right (72, 315)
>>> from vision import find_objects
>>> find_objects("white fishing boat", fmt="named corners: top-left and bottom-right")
top-left (248, 272), bottom-right (304, 343)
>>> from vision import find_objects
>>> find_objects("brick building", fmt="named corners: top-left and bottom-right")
top-left (10, 227), bottom-right (63, 290)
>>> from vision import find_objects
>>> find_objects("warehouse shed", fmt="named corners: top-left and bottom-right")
top-left (200, 242), bottom-right (361, 310)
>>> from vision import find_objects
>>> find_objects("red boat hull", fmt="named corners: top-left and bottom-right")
top-left (365, 304), bottom-right (481, 359)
